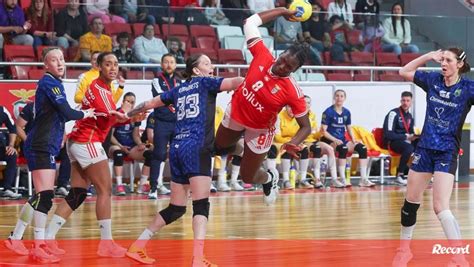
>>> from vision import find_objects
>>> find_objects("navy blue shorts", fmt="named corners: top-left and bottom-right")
top-left (24, 149), bottom-right (56, 171)
top-left (410, 147), bottom-right (458, 175)
top-left (169, 141), bottom-right (212, 184)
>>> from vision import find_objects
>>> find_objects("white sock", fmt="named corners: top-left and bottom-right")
top-left (133, 228), bottom-right (154, 248)
top-left (312, 158), bottom-right (321, 179)
top-left (115, 176), bottom-right (123, 185)
top-left (299, 159), bottom-right (309, 181)
top-left (437, 210), bottom-right (462, 241)
top-left (400, 225), bottom-right (416, 240)
top-left (360, 165), bottom-right (368, 180)
top-left (193, 239), bottom-right (204, 258)
top-left (157, 162), bottom-right (165, 186)
top-left (217, 156), bottom-right (227, 184)
top-left (46, 214), bottom-right (66, 240)
top-left (281, 159), bottom-right (291, 181)
top-left (140, 175), bottom-right (148, 185)
top-left (11, 203), bottom-right (34, 240)
top-left (266, 158), bottom-right (277, 172)
top-left (338, 165), bottom-right (346, 180)
top-left (98, 219), bottom-right (113, 240)
top-left (230, 164), bottom-right (240, 183)
top-left (264, 172), bottom-right (272, 184)
top-left (329, 156), bottom-right (338, 180)
top-left (33, 211), bottom-right (48, 247)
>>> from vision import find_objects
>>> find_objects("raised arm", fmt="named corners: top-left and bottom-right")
top-left (244, 7), bottom-right (296, 45)
top-left (127, 96), bottom-right (165, 118)
top-left (399, 50), bottom-right (443, 82)
top-left (219, 77), bottom-right (244, 92)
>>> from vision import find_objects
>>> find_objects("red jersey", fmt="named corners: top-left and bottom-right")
top-left (230, 38), bottom-right (307, 129)
top-left (69, 78), bottom-right (117, 143)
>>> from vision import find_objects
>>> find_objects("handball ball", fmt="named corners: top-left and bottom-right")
top-left (289, 0), bottom-right (312, 22)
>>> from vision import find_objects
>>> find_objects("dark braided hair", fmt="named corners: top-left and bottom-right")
top-left (447, 47), bottom-right (471, 74)
top-left (285, 42), bottom-right (311, 69)
top-left (391, 2), bottom-right (406, 38)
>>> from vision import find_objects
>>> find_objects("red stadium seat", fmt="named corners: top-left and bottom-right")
top-left (50, 0), bottom-right (68, 11)
top-left (353, 74), bottom-right (371, 81)
top-left (126, 70), bottom-right (155, 79)
top-left (189, 25), bottom-right (217, 38)
top-left (400, 53), bottom-right (422, 66)
top-left (104, 23), bottom-right (132, 36)
top-left (8, 57), bottom-right (37, 79)
top-left (131, 23), bottom-right (162, 38)
top-left (195, 36), bottom-right (219, 50)
top-left (346, 30), bottom-right (362, 47)
top-left (372, 128), bottom-right (400, 157)
top-left (28, 69), bottom-right (45, 79)
top-left (376, 52), bottom-right (400, 66)
top-left (19, 0), bottom-right (31, 7)
top-left (161, 24), bottom-right (188, 39)
top-left (351, 52), bottom-right (374, 65)
top-left (3, 45), bottom-right (35, 61)
top-left (379, 74), bottom-right (405, 82)
top-left (218, 49), bottom-right (245, 64)
top-left (218, 71), bottom-right (238, 78)
top-left (188, 48), bottom-right (218, 62)
top-left (36, 45), bottom-right (66, 61)
top-left (326, 73), bottom-right (353, 81)
top-left (64, 69), bottom-right (84, 79)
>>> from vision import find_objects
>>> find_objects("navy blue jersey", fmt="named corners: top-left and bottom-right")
top-left (160, 76), bottom-right (224, 149)
top-left (321, 106), bottom-right (351, 142)
top-left (383, 107), bottom-right (415, 145)
top-left (151, 73), bottom-right (181, 122)
top-left (141, 111), bottom-right (155, 143)
top-left (414, 71), bottom-right (474, 152)
top-left (0, 106), bottom-right (16, 147)
top-left (19, 102), bottom-right (34, 134)
top-left (26, 73), bottom-right (71, 155)
top-left (112, 109), bottom-right (141, 147)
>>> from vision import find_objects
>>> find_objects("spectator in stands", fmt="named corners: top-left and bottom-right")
top-left (85, 0), bottom-right (126, 24)
top-left (274, 0), bottom-right (303, 50)
top-left (0, 0), bottom-right (33, 46)
top-left (383, 91), bottom-right (418, 186)
top-left (354, 0), bottom-right (379, 27)
top-left (166, 36), bottom-right (185, 64)
top-left (328, 14), bottom-right (354, 62)
top-left (147, 0), bottom-right (176, 25)
top-left (247, 0), bottom-right (274, 14)
top-left (75, 17), bottom-right (112, 62)
top-left (111, 0), bottom-right (156, 25)
top-left (320, 89), bottom-right (375, 187)
top-left (303, 2), bottom-right (330, 65)
top-left (0, 106), bottom-right (20, 199)
top-left (113, 32), bottom-right (133, 64)
top-left (26, 0), bottom-right (57, 48)
top-left (55, 0), bottom-right (88, 49)
top-left (132, 24), bottom-right (168, 64)
top-left (361, 14), bottom-right (384, 52)
top-left (170, 0), bottom-right (208, 25)
top-left (382, 2), bottom-right (419, 55)
top-left (328, 0), bottom-right (354, 26)
top-left (221, 0), bottom-right (251, 26)
top-left (204, 0), bottom-right (231, 25)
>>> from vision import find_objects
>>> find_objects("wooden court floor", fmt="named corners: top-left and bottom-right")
top-left (1, 181), bottom-right (474, 266)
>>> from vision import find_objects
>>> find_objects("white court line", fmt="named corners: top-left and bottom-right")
top-left (170, 232), bottom-right (186, 236)
top-left (115, 230), bottom-right (131, 233)
top-left (227, 236), bottom-right (244, 239)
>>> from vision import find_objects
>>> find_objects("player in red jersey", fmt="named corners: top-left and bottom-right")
top-left (215, 7), bottom-right (312, 205)
top-left (43, 52), bottom-right (128, 257)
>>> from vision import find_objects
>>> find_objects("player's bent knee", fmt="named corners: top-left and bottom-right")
top-left (310, 144), bottom-right (322, 158)
top-left (28, 190), bottom-right (54, 214)
top-left (267, 145), bottom-right (277, 159)
top-left (336, 145), bottom-right (348, 159)
top-left (300, 147), bottom-right (309, 159)
top-left (401, 199), bottom-right (420, 227)
top-left (65, 188), bottom-right (88, 211)
top-left (354, 143), bottom-right (367, 159)
top-left (159, 204), bottom-right (186, 225)
top-left (113, 150), bottom-right (124, 166)
top-left (143, 150), bottom-right (153, 167)
top-left (193, 198), bottom-right (210, 219)
top-left (232, 155), bottom-right (242, 166)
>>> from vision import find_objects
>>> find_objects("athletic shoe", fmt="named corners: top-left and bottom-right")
top-left (192, 256), bottom-right (217, 267)
top-left (396, 175), bottom-right (408, 186)
top-left (262, 169), bottom-right (279, 206)
top-left (314, 179), bottom-right (324, 189)
top-left (126, 244), bottom-right (155, 264)
top-left (243, 183), bottom-right (254, 190)
top-left (137, 184), bottom-right (151, 194)
top-left (391, 248), bottom-right (413, 267)
top-left (55, 187), bottom-right (68, 197)
top-left (45, 240), bottom-right (65, 255)
top-left (30, 244), bottom-right (60, 264)
top-left (359, 179), bottom-right (376, 187)
top-left (230, 182), bottom-right (244, 191)
top-left (210, 183), bottom-right (217, 193)
top-left (4, 237), bottom-right (29, 255)
top-left (217, 183), bottom-right (231, 192)
top-left (157, 185), bottom-right (171, 195)
top-left (299, 179), bottom-right (314, 189)
top-left (2, 189), bottom-right (22, 200)
top-left (148, 190), bottom-right (157, 200)
top-left (97, 240), bottom-right (126, 258)
top-left (282, 180), bottom-right (293, 190)
top-left (116, 185), bottom-right (126, 196)
top-left (331, 179), bottom-right (345, 188)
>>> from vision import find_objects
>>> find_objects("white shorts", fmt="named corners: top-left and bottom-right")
top-left (221, 104), bottom-right (275, 154)
top-left (67, 141), bottom-right (108, 169)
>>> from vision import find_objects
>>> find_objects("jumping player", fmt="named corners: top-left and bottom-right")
top-left (393, 48), bottom-right (472, 266)
top-left (121, 54), bottom-right (244, 265)
top-left (214, 7), bottom-right (312, 206)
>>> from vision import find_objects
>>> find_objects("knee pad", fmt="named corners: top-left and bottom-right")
top-left (354, 143), bottom-right (367, 159)
top-left (231, 155), bottom-right (242, 166)
top-left (143, 150), bottom-right (153, 167)
top-left (281, 152), bottom-right (291, 159)
top-left (310, 143), bottom-right (322, 158)
top-left (65, 187), bottom-right (88, 211)
top-left (300, 147), bottom-right (309, 159)
top-left (336, 145), bottom-right (348, 159)
top-left (267, 145), bottom-right (278, 159)
top-left (113, 150), bottom-right (124, 166)
top-left (159, 204), bottom-right (186, 225)
top-left (193, 198), bottom-right (210, 219)
top-left (28, 190), bottom-right (54, 214)
top-left (401, 199), bottom-right (420, 227)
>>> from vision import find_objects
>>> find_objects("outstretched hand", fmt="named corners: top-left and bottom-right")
top-left (281, 142), bottom-right (303, 159)
top-left (283, 8), bottom-right (298, 22)
top-left (109, 110), bottom-right (129, 122)
top-left (82, 108), bottom-right (96, 119)
top-left (429, 49), bottom-right (443, 63)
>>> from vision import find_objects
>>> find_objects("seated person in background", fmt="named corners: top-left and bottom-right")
top-left (25, 0), bottom-right (57, 48)
top-left (203, 0), bottom-right (231, 25)
top-left (328, 14), bottom-right (355, 62)
top-left (108, 92), bottom-right (154, 196)
top-left (361, 14), bottom-right (384, 53)
top-left (383, 91), bottom-right (418, 186)
top-left (75, 17), bottom-right (113, 62)
top-left (167, 36), bottom-right (186, 64)
top-left (247, 0), bottom-right (274, 15)
top-left (302, 2), bottom-right (331, 65)
top-left (55, 0), bottom-right (89, 49)
top-left (147, 0), bottom-right (176, 25)
top-left (111, 0), bottom-right (156, 25)
top-left (0, 106), bottom-right (19, 199)
top-left (132, 24), bottom-right (168, 64)
top-left (221, 0), bottom-right (251, 26)
top-left (381, 2), bottom-right (419, 55)
top-left (328, 0), bottom-right (354, 26)
top-left (320, 89), bottom-right (375, 187)
top-left (85, 0), bottom-right (126, 24)
top-left (354, 0), bottom-right (379, 28)
top-left (274, 0), bottom-right (303, 50)
top-left (113, 32), bottom-right (133, 64)
top-left (136, 111), bottom-right (156, 194)
top-left (0, 0), bottom-right (33, 46)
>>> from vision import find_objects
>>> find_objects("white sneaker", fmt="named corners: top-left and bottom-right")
top-left (4, 237), bottom-right (29, 255)
top-left (332, 179), bottom-right (345, 188)
top-left (210, 183), bottom-right (217, 193)
top-left (217, 183), bottom-right (231, 192)
top-left (282, 180), bottom-right (293, 190)
top-left (137, 184), bottom-right (150, 194)
top-left (55, 187), bottom-right (69, 197)
top-left (97, 240), bottom-right (126, 258)
top-left (230, 182), bottom-right (244, 191)
top-left (148, 190), bottom-right (157, 200)
top-left (299, 179), bottom-right (314, 189)
top-left (314, 179), bottom-right (324, 189)
top-left (157, 185), bottom-right (171, 195)
top-left (359, 179), bottom-right (375, 187)
top-left (30, 244), bottom-right (61, 264)
top-left (392, 248), bottom-right (413, 267)
top-left (396, 175), bottom-right (408, 185)
top-left (2, 189), bottom-right (22, 200)
top-left (263, 169), bottom-right (279, 206)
